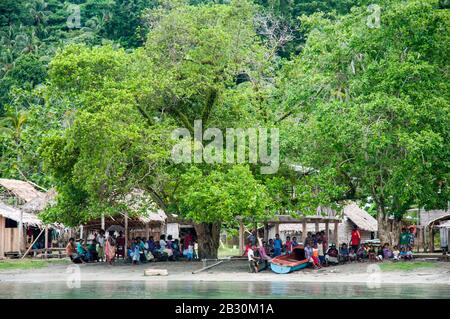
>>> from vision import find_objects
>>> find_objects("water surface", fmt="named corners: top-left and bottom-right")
top-left (0, 281), bottom-right (449, 299)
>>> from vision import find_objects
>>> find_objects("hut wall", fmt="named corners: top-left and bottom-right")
top-left (339, 219), bottom-right (374, 245)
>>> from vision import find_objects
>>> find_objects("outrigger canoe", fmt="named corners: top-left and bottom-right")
top-left (270, 245), bottom-right (309, 274)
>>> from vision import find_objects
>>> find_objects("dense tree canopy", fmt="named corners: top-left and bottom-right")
top-left (0, 0), bottom-right (448, 255)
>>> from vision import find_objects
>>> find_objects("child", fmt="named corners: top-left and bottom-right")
top-left (317, 239), bottom-right (325, 265)
top-left (392, 245), bottom-right (400, 261)
top-left (339, 243), bottom-right (349, 263)
top-left (187, 242), bottom-right (194, 261)
top-left (404, 245), bottom-right (413, 260)
top-left (368, 245), bottom-right (377, 262)
top-left (376, 246), bottom-right (384, 261)
top-left (292, 236), bottom-right (299, 248)
top-left (400, 246), bottom-right (407, 260)
top-left (285, 236), bottom-right (292, 254)
top-left (382, 243), bottom-right (392, 259)
top-left (349, 248), bottom-right (357, 262)
top-left (356, 245), bottom-right (365, 261)
top-left (311, 244), bottom-right (322, 269)
top-left (248, 245), bottom-right (260, 273)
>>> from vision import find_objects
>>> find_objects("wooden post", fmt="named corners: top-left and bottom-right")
top-left (44, 225), bottom-right (49, 259)
top-left (430, 226), bottom-right (435, 253)
top-left (18, 210), bottom-right (23, 256)
top-left (263, 222), bottom-right (269, 242)
top-left (124, 212), bottom-right (129, 258)
top-left (101, 213), bottom-right (105, 231)
top-left (302, 219), bottom-right (307, 241)
top-left (325, 221), bottom-right (329, 243)
top-left (275, 223), bottom-right (280, 236)
top-left (334, 221), bottom-right (339, 245)
top-left (80, 225), bottom-right (84, 240)
top-left (239, 220), bottom-right (244, 255)
top-left (145, 223), bottom-right (150, 239)
top-left (0, 216), bottom-right (5, 259)
top-left (315, 221), bottom-right (319, 233)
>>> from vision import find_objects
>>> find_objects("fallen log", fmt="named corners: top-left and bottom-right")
top-left (144, 269), bottom-right (168, 276)
top-left (192, 260), bottom-right (224, 274)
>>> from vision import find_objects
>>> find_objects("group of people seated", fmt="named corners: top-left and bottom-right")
top-left (127, 234), bottom-right (197, 265)
top-left (65, 230), bottom-right (119, 264)
top-left (66, 229), bottom-right (197, 265)
top-left (338, 243), bottom-right (414, 263)
top-left (244, 228), bottom-right (415, 272)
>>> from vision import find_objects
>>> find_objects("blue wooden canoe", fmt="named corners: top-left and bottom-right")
top-left (270, 245), bottom-right (309, 274)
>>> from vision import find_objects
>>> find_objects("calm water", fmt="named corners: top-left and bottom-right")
top-left (0, 281), bottom-right (449, 299)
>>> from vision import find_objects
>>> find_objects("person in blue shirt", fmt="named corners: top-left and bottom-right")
top-left (273, 234), bottom-right (282, 257)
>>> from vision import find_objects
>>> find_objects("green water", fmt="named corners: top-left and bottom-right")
top-left (0, 281), bottom-right (449, 299)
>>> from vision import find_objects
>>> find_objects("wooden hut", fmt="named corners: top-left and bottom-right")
top-left (0, 201), bottom-right (42, 258)
top-left (338, 202), bottom-right (378, 244)
top-left (0, 179), bottom-right (60, 258)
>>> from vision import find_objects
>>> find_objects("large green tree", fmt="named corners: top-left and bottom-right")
top-left (278, 0), bottom-right (449, 244)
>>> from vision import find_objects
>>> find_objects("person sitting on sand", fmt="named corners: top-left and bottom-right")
top-left (243, 240), bottom-right (252, 256)
top-left (88, 239), bottom-right (99, 262)
top-left (349, 248), bottom-right (357, 262)
top-left (273, 234), bottom-right (282, 257)
top-left (258, 241), bottom-right (272, 270)
top-left (339, 243), bottom-right (349, 263)
top-left (248, 245), bottom-right (260, 273)
top-left (392, 245), bottom-right (400, 261)
top-left (368, 245), bottom-right (377, 262)
top-left (400, 246), bottom-right (413, 260)
top-left (356, 245), bottom-right (365, 261)
top-left (382, 243), bottom-right (392, 259)
top-left (325, 244), bottom-right (339, 265)
top-left (66, 238), bottom-right (83, 264)
top-left (76, 239), bottom-right (89, 262)
top-left (376, 246), bottom-right (384, 261)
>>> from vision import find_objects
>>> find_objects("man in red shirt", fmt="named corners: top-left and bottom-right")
top-left (351, 225), bottom-right (361, 252)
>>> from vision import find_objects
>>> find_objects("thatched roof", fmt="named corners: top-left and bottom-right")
top-left (22, 188), bottom-right (57, 213)
top-left (343, 202), bottom-right (378, 232)
top-left (0, 201), bottom-right (42, 226)
top-left (0, 178), bottom-right (44, 203)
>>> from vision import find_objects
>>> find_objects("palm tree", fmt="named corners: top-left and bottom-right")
top-left (0, 109), bottom-right (28, 143)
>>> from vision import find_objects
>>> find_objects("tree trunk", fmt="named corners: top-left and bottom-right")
top-left (377, 209), bottom-right (402, 246)
top-left (194, 222), bottom-right (221, 259)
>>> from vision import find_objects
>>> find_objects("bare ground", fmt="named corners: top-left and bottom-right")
top-left (1, 259), bottom-right (450, 285)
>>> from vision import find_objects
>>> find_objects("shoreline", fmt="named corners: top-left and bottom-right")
top-left (1, 259), bottom-right (450, 285)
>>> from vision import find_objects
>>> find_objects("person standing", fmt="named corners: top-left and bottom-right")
top-left (273, 234), bottom-right (282, 257)
top-left (96, 229), bottom-right (105, 262)
top-left (105, 236), bottom-right (116, 265)
top-left (351, 225), bottom-right (361, 252)
top-left (399, 227), bottom-right (409, 250)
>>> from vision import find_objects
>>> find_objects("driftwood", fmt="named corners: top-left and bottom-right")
top-left (144, 269), bottom-right (168, 276)
top-left (192, 260), bottom-right (224, 274)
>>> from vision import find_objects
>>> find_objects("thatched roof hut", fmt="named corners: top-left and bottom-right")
top-left (21, 188), bottom-right (57, 213)
top-left (342, 202), bottom-right (378, 232)
top-left (0, 201), bottom-right (42, 226)
top-left (0, 178), bottom-right (45, 204)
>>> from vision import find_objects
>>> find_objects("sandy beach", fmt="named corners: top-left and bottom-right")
top-left (1, 259), bottom-right (450, 285)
